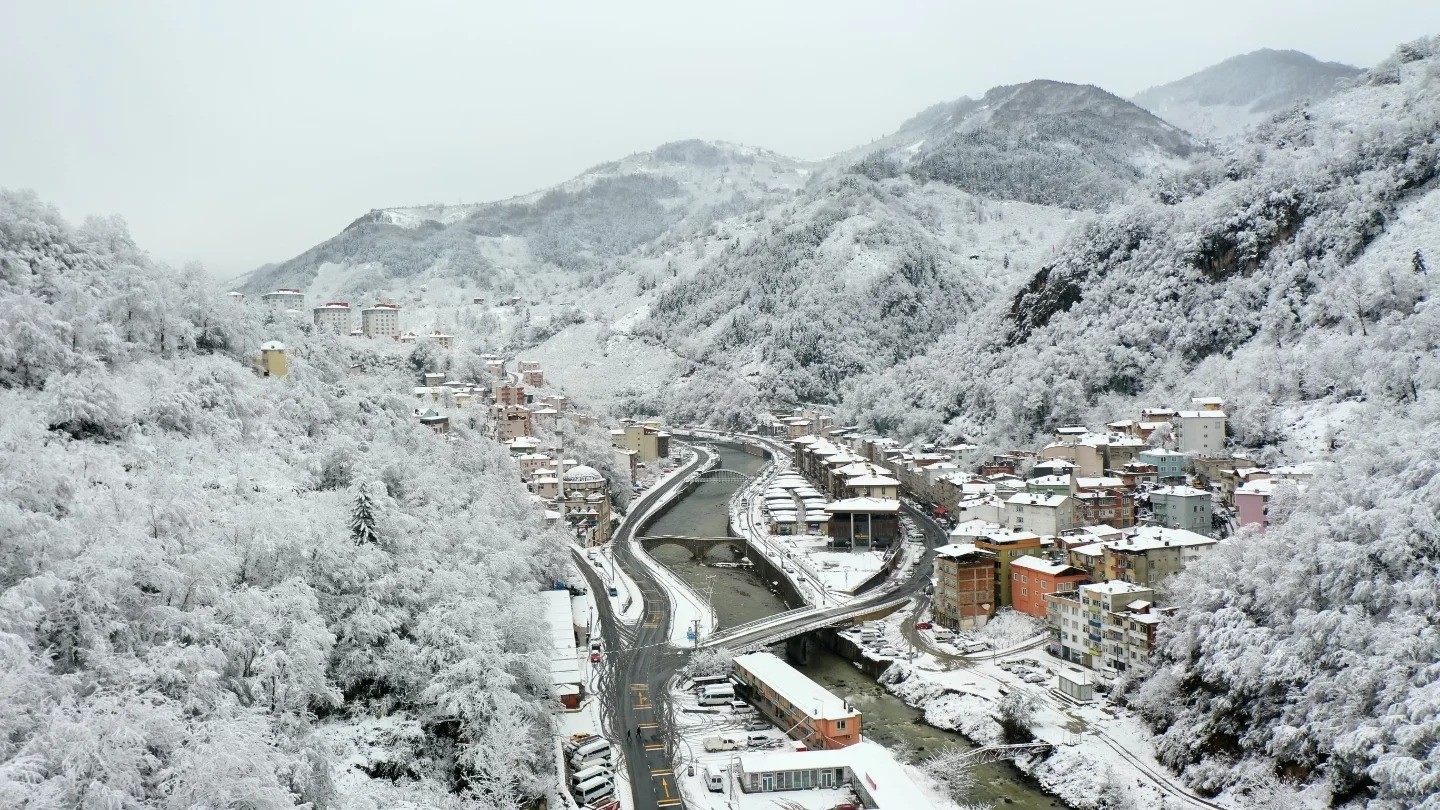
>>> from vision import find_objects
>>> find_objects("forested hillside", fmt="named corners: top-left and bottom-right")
top-left (1133, 49), bottom-right (1362, 140)
top-left (633, 174), bottom-right (1080, 427)
top-left (0, 190), bottom-right (568, 807)
top-left (853, 80), bottom-right (1199, 209)
top-left (846, 38), bottom-right (1440, 806)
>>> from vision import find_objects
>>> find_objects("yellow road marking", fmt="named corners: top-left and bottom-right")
top-left (645, 743), bottom-right (665, 751)
top-left (660, 776), bottom-right (673, 797)
top-left (650, 768), bottom-right (673, 775)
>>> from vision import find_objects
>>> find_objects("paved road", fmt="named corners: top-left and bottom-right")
top-left (571, 446), bottom-right (714, 810)
top-left (704, 499), bottom-right (944, 651)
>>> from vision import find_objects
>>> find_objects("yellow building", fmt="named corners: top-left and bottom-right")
top-left (973, 529), bottom-right (1044, 607)
top-left (259, 341), bottom-right (289, 378)
top-left (610, 420), bottom-right (671, 464)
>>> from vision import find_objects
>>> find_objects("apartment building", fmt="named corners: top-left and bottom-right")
top-left (1009, 555), bottom-right (1087, 619)
top-left (932, 543), bottom-right (997, 630)
top-left (1148, 485), bottom-right (1213, 535)
top-left (312, 302), bottom-right (352, 333)
top-left (361, 303), bottom-right (401, 338)
top-left (733, 652), bottom-right (861, 750)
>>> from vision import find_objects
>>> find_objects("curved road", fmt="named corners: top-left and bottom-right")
top-left (571, 445), bottom-right (715, 810)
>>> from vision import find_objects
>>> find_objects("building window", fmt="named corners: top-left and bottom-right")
top-left (837, 719), bottom-right (847, 730)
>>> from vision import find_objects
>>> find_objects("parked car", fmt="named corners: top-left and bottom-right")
top-left (914, 621), bottom-right (933, 630)
top-left (607, 586), bottom-right (619, 597)
top-left (590, 651), bottom-right (601, 663)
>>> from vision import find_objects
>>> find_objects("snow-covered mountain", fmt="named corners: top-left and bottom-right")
top-left (1132, 48), bottom-right (1362, 141)
top-left (239, 139), bottom-right (813, 304)
top-left (849, 80), bottom-right (1200, 209)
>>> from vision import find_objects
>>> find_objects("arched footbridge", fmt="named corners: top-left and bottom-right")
top-left (638, 535), bottom-right (749, 561)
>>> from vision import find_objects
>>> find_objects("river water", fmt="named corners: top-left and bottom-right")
top-left (647, 443), bottom-right (1061, 808)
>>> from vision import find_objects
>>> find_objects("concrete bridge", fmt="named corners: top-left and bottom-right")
top-left (638, 535), bottom-right (749, 561)
top-left (699, 593), bottom-right (911, 653)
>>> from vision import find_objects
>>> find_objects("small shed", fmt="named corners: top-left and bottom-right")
top-left (1057, 669), bottom-right (1094, 704)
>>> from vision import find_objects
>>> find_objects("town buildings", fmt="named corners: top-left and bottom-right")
top-left (932, 543), bottom-right (997, 630)
top-left (1149, 485), bottom-right (1213, 535)
top-left (733, 652), bottom-right (861, 750)
top-left (610, 420), bottom-right (671, 464)
top-left (1093, 526), bottom-right (1219, 586)
top-left (1009, 555), bottom-right (1087, 618)
top-left (973, 529), bottom-right (1044, 607)
top-left (1174, 410), bottom-right (1228, 455)
top-left (1004, 492), bottom-right (1075, 536)
top-left (823, 497), bottom-right (899, 549)
top-left (1138, 448), bottom-right (1187, 482)
top-left (262, 288), bottom-right (305, 310)
top-left (258, 341), bottom-right (288, 378)
top-left (361, 303), bottom-right (401, 338)
top-left (1045, 580), bottom-right (1159, 677)
top-left (312, 302), bottom-right (351, 333)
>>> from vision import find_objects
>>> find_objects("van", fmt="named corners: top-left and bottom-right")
top-left (568, 739), bottom-right (611, 769)
top-left (570, 764), bottom-right (611, 787)
top-left (573, 775), bottom-right (614, 804)
top-left (698, 684), bottom-right (735, 705)
top-left (573, 743), bottom-right (613, 766)
top-left (690, 675), bottom-right (729, 691)
top-left (705, 764), bottom-right (726, 792)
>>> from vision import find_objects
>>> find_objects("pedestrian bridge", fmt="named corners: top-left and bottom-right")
top-left (638, 535), bottom-right (749, 561)
top-left (693, 468), bottom-right (752, 483)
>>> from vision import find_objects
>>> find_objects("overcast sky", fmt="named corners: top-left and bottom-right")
top-left (2, 1), bottom-right (1436, 281)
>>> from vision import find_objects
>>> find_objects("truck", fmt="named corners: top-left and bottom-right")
top-left (703, 736), bottom-right (739, 752)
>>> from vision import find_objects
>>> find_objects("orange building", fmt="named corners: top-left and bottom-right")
top-left (733, 652), bottom-right (860, 750)
top-left (1009, 555), bottom-right (1088, 618)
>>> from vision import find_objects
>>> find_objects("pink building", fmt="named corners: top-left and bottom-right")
top-left (1236, 479), bottom-right (1295, 531)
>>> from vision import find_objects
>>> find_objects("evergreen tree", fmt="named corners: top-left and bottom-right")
top-left (350, 483), bottom-right (380, 546)
top-left (1414, 248), bottom-right (1428, 275)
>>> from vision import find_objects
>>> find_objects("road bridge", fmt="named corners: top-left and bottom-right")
top-left (693, 468), bottom-right (752, 482)
top-left (699, 592), bottom-right (911, 653)
top-left (637, 534), bottom-right (748, 561)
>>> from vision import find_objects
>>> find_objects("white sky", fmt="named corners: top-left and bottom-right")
top-left (1, 1), bottom-right (1436, 282)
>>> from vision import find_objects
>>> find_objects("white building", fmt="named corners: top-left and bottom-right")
top-left (261, 288), bottom-right (305, 310)
top-left (361, 303), bottom-right (401, 338)
top-left (1174, 410), bottom-right (1228, 456)
top-left (1004, 493), bottom-right (1075, 537)
top-left (312, 302), bottom-right (352, 333)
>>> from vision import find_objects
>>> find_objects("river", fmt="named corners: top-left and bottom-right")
top-left (647, 442), bottom-right (1062, 808)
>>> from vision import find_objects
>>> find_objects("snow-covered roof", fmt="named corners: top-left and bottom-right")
top-left (1115, 526), bottom-right (1217, 551)
top-left (733, 652), bottom-right (855, 721)
top-left (738, 742), bottom-right (938, 810)
top-left (562, 465), bottom-right (606, 484)
top-left (934, 543), bottom-right (993, 561)
top-left (1006, 493), bottom-right (1071, 508)
top-left (1034, 459), bottom-right (1078, 469)
top-left (949, 519), bottom-right (1002, 537)
top-left (1139, 448), bottom-right (1185, 457)
top-left (1176, 410), bottom-right (1227, 419)
top-left (1027, 475), bottom-right (1072, 488)
top-left (1151, 485), bottom-right (1209, 498)
top-left (1010, 555), bottom-right (1084, 576)
top-left (846, 474), bottom-right (900, 487)
top-left (260, 340), bottom-right (285, 350)
top-left (822, 497), bottom-right (900, 513)
top-left (1076, 477), bottom-right (1125, 489)
top-left (1082, 580), bottom-right (1152, 596)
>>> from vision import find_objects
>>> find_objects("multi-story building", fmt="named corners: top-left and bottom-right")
top-left (1045, 580), bottom-right (1155, 674)
top-left (494, 384), bottom-right (527, 407)
top-left (1174, 410), bottom-right (1227, 456)
top-left (1148, 485), bottom-right (1213, 535)
top-left (483, 356), bottom-right (506, 377)
top-left (262, 288), bottom-right (305, 310)
top-left (521, 368), bottom-right (544, 387)
top-left (258, 341), bottom-right (288, 378)
top-left (932, 543), bottom-right (997, 630)
top-left (1073, 489), bottom-right (1136, 529)
top-left (429, 331), bottom-right (454, 350)
top-left (1103, 526), bottom-right (1219, 586)
top-left (493, 404), bottom-right (532, 441)
top-left (1235, 478), bottom-right (1278, 530)
top-left (973, 529), bottom-right (1044, 607)
top-left (1004, 493), bottom-right (1075, 537)
top-left (1009, 555), bottom-right (1087, 618)
top-left (312, 302), bottom-right (352, 333)
top-left (823, 498), bottom-right (900, 549)
top-left (733, 652), bottom-right (861, 750)
top-left (361, 303), bottom-right (401, 338)
top-left (1138, 448), bottom-right (1188, 482)
top-left (610, 420), bottom-right (671, 464)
